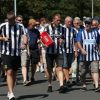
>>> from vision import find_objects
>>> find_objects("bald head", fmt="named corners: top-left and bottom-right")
top-left (65, 16), bottom-right (73, 28)
top-left (92, 19), bottom-right (99, 28)
top-left (52, 14), bottom-right (61, 27)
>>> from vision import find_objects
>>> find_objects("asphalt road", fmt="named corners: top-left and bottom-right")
top-left (0, 70), bottom-right (100, 100)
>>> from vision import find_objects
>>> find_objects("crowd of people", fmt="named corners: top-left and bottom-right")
top-left (0, 11), bottom-right (100, 100)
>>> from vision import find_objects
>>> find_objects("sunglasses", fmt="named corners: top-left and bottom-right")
top-left (85, 21), bottom-right (91, 25)
top-left (17, 19), bottom-right (23, 22)
top-left (74, 23), bottom-right (80, 25)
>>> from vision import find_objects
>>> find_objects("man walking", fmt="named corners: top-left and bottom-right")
top-left (45, 14), bottom-right (66, 93)
top-left (77, 18), bottom-right (100, 92)
top-left (0, 11), bottom-right (27, 100)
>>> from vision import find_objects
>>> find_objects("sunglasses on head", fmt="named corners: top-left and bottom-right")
top-left (85, 21), bottom-right (91, 25)
top-left (17, 19), bottom-right (22, 22)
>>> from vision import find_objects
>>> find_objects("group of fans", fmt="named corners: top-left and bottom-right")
top-left (0, 11), bottom-right (100, 100)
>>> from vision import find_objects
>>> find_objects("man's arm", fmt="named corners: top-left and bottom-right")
top-left (77, 42), bottom-right (87, 55)
top-left (21, 24), bottom-right (28, 45)
top-left (96, 29), bottom-right (100, 52)
top-left (20, 24), bottom-right (28, 49)
top-left (21, 34), bottom-right (28, 45)
top-left (0, 25), bottom-right (9, 42)
top-left (76, 30), bottom-right (87, 55)
top-left (73, 29), bottom-right (78, 58)
top-left (0, 34), bottom-right (11, 42)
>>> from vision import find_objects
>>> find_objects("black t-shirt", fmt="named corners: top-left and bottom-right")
top-left (28, 28), bottom-right (40, 50)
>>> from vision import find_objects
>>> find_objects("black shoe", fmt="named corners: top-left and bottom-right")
top-left (9, 97), bottom-right (15, 100)
top-left (31, 78), bottom-right (35, 82)
top-left (63, 82), bottom-right (68, 89)
top-left (63, 80), bottom-right (66, 85)
top-left (59, 86), bottom-right (66, 93)
top-left (72, 81), bottom-right (76, 85)
top-left (95, 87), bottom-right (100, 92)
top-left (66, 81), bottom-right (72, 88)
top-left (47, 86), bottom-right (52, 92)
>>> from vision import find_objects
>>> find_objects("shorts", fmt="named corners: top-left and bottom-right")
top-left (21, 50), bottom-right (28, 67)
top-left (46, 53), bottom-right (64, 71)
top-left (30, 49), bottom-right (40, 65)
top-left (63, 53), bottom-right (74, 68)
top-left (79, 61), bottom-right (99, 73)
top-left (1, 54), bottom-right (21, 71)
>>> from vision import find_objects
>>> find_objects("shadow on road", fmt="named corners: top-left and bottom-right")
top-left (17, 94), bottom-right (49, 100)
top-left (32, 79), bottom-right (47, 84)
top-left (16, 79), bottom-right (47, 86)
top-left (0, 93), bottom-right (7, 96)
top-left (0, 83), bottom-right (7, 87)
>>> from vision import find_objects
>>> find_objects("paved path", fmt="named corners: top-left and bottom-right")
top-left (0, 71), bottom-right (100, 100)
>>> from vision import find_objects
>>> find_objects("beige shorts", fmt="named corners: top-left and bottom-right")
top-left (79, 61), bottom-right (99, 73)
top-left (21, 50), bottom-right (28, 67)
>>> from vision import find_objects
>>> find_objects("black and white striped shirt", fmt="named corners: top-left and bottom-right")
top-left (46, 24), bottom-right (66, 54)
top-left (63, 25), bottom-right (76, 53)
top-left (0, 22), bottom-right (26, 56)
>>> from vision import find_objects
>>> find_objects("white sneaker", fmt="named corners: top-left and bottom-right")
top-left (7, 92), bottom-right (9, 98)
top-left (7, 92), bottom-right (15, 100)
top-left (36, 66), bottom-right (40, 72)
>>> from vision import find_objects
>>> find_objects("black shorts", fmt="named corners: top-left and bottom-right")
top-left (66, 53), bottom-right (74, 68)
top-left (46, 53), bottom-right (64, 71)
top-left (30, 49), bottom-right (40, 64)
top-left (1, 54), bottom-right (21, 71)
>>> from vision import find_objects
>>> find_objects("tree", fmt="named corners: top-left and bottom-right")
top-left (0, 0), bottom-right (100, 22)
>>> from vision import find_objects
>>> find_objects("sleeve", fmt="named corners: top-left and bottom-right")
top-left (97, 31), bottom-right (100, 44)
top-left (22, 25), bottom-right (26, 35)
top-left (60, 27), bottom-right (66, 39)
top-left (76, 30), bottom-right (82, 42)
top-left (36, 29), bottom-right (40, 39)
top-left (19, 23), bottom-right (26, 35)
top-left (0, 24), bottom-right (3, 36)
top-left (25, 28), bottom-right (28, 35)
top-left (98, 28), bottom-right (100, 35)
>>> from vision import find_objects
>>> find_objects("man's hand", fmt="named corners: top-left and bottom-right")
top-left (75, 51), bottom-right (78, 58)
top-left (59, 38), bottom-right (64, 45)
top-left (3, 37), bottom-right (11, 42)
top-left (81, 48), bottom-right (87, 55)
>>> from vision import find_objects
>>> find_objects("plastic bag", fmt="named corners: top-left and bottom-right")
top-left (71, 58), bottom-right (77, 78)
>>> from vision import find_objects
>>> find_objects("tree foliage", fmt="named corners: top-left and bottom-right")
top-left (0, 0), bottom-right (100, 22)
